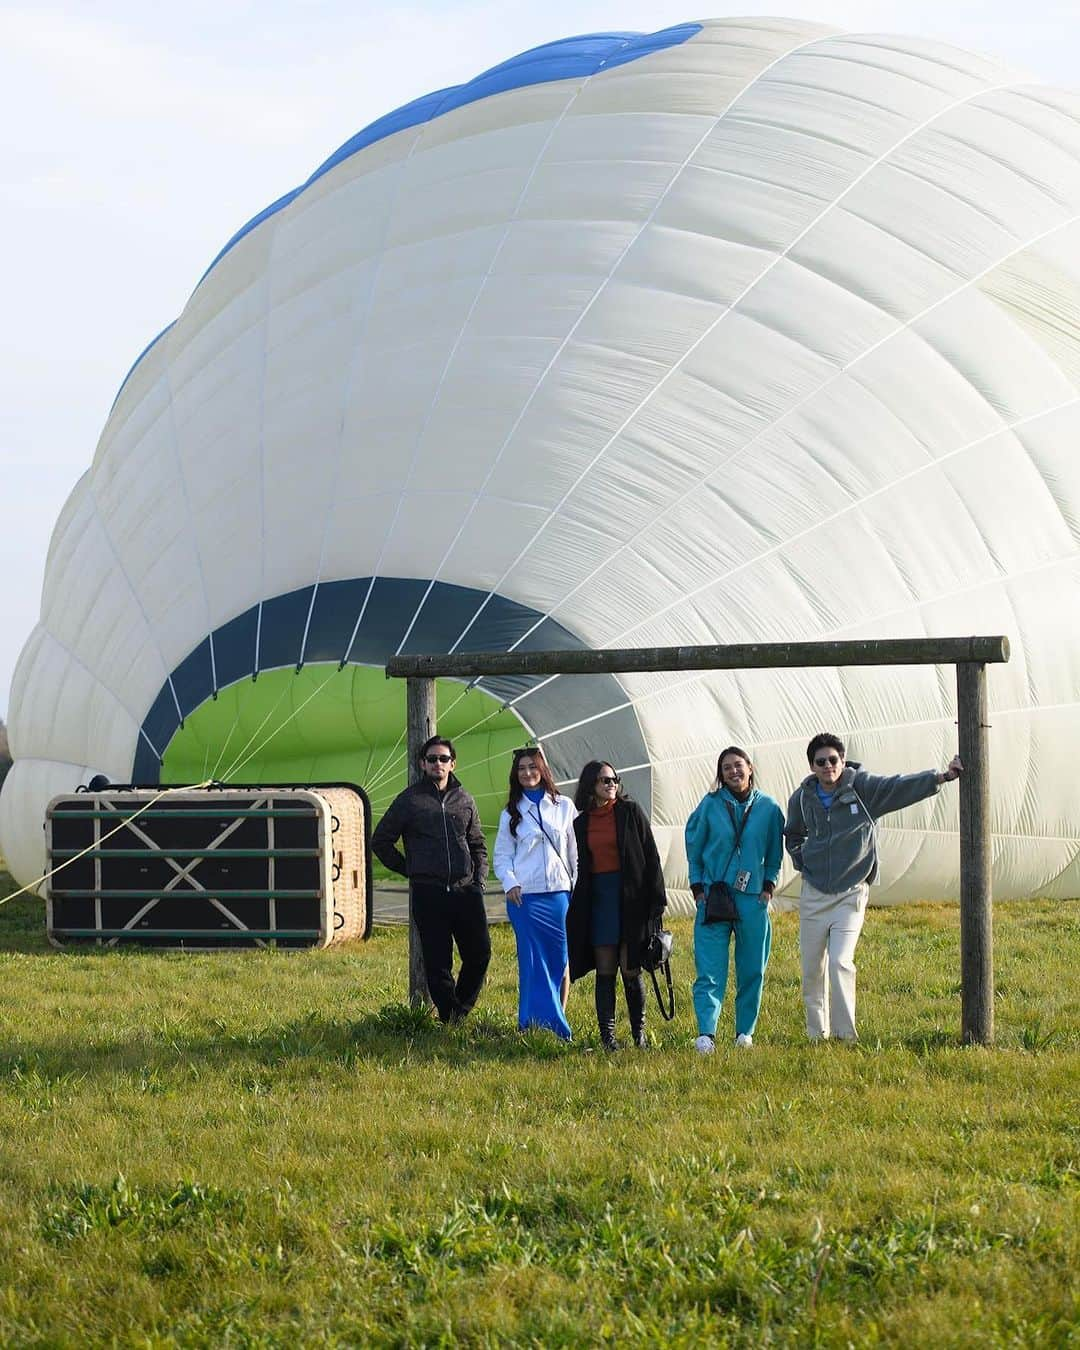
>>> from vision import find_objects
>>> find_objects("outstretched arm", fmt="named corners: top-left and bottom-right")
top-left (859, 755), bottom-right (963, 817)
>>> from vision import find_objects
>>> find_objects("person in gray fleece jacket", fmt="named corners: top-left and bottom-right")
top-left (784, 732), bottom-right (962, 1041)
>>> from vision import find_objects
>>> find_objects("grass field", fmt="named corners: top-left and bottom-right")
top-left (0, 867), bottom-right (1076, 1347)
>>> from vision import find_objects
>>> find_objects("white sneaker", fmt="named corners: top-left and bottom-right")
top-left (694, 1034), bottom-right (715, 1055)
top-left (735, 1033), bottom-right (753, 1048)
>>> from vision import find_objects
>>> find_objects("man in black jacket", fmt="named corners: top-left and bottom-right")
top-left (371, 735), bottom-right (490, 1022)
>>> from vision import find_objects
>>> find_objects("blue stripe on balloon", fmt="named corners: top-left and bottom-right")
top-left (111, 22), bottom-right (700, 410)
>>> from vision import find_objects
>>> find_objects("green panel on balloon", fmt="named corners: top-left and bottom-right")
top-left (160, 665), bottom-right (527, 880)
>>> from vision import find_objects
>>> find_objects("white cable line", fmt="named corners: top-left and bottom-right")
top-left (226, 667), bottom-right (343, 781)
top-left (503, 546), bottom-right (1079, 744)
top-left (0, 780), bottom-right (214, 907)
top-left (475, 75), bottom-right (1033, 661)
top-left (13, 624), bottom-right (161, 763)
top-left (365, 695), bottom-right (513, 799)
top-left (84, 475), bottom-right (185, 729)
top-left (431, 31), bottom-right (843, 656)
top-left (504, 391), bottom-right (1078, 715)
top-left (216, 674), bottom-right (298, 782)
top-left (208, 709), bottom-right (243, 781)
top-left (162, 356), bottom-right (219, 696)
top-left (603, 393), bottom-right (1080, 647)
top-left (362, 678), bottom-right (480, 793)
top-left (389, 42), bottom-right (637, 657)
top-left (442, 58), bottom-right (1020, 655)
top-left (506, 200), bottom-right (1080, 656)
top-left (300, 130), bottom-right (430, 670)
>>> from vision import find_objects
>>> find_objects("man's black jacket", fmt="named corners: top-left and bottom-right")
top-left (371, 774), bottom-right (488, 890)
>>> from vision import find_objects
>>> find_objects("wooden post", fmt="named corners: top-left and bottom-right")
top-left (406, 677), bottom-right (437, 1009)
top-left (956, 662), bottom-right (994, 1045)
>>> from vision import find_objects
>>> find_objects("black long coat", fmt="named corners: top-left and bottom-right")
top-left (567, 797), bottom-right (667, 980)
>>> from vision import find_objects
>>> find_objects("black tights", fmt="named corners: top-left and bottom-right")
top-left (594, 942), bottom-right (639, 979)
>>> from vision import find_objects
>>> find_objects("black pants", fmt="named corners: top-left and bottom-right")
top-left (411, 881), bottom-right (492, 1021)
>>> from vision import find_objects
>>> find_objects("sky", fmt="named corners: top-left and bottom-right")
top-left (1, 0), bottom-right (1077, 721)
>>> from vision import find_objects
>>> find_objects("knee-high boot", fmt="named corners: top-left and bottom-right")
top-left (623, 971), bottom-right (647, 1048)
top-left (594, 973), bottom-right (617, 1051)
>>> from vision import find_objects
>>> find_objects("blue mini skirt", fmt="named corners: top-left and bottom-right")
top-left (590, 870), bottom-right (622, 947)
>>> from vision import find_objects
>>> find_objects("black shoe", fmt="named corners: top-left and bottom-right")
top-left (623, 970), bottom-right (647, 1049)
top-left (595, 973), bottom-right (618, 1051)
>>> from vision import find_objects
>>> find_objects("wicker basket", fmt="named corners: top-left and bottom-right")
top-left (45, 783), bottom-right (371, 950)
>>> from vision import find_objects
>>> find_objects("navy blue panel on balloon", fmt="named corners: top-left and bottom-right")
top-left (213, 605), bottom-right (260, 688)
top-left (258, 586), bottom-right (315, 671)
top-left (345, 577), bottom-right (431, 662)
top-left (140, 685), bottom-right (182, 771)
top-left (171, 637), bottom-right (214, 720)
top-left (301, 578), bottom-right (371, 663)
top-left (399, 584), bottom-right (535, 656)
top-left (515, 616), bottom-right (587, 653)
top-left (132, 736), bottom-right (160, 784)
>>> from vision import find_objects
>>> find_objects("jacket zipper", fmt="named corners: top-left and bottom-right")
top-left (441, 797), bottom-right (452, 892)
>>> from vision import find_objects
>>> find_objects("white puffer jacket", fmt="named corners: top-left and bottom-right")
top-left (493, 793), bottom-right (578, 895)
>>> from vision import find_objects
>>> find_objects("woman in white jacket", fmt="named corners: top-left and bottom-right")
top-left (493, 746), bottom-right (578, 1039)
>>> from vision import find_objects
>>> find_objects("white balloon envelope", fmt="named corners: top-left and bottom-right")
top-left (3, 18), bottom-right (1080, 904)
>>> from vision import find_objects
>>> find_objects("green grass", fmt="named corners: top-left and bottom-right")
top-left (0, 866), bottom-right (1076, 1346)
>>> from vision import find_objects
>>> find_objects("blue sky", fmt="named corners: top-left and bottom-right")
top-left (1, 1), bottom-right (1076, 719)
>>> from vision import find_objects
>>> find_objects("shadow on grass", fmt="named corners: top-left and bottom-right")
top-left (0, 1005), bottom-right (586, 1084)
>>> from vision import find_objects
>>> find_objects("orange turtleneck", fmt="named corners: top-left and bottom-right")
top-left (587, 798), bottom-right (619, 873)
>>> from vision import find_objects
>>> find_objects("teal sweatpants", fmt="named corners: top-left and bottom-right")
top-left (692, 893), bottom-right (772, 1038)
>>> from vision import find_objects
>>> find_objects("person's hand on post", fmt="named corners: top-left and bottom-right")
top-left (937, 754), bottom-right (963, 785)
top-left (506, 885), bottom-right (523, 906)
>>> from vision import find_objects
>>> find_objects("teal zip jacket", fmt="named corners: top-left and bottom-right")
top-left (685, 786), bottom-right (785, 897)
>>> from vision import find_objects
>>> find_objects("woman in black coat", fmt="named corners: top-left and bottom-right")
top-left (567, 761), bottom-right (667, 1050)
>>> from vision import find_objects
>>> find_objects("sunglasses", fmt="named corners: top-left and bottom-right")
top-left (597, 774), bottom-right (620, 786)
top-left (814, 755), bottom-right (841, 767)
top-left (424, 753), bottom-right (453, 764)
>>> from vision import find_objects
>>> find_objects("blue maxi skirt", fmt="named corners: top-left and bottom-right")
top-left (507, 890), bottom-right (572, 1040)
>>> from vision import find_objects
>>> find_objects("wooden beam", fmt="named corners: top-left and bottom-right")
top-left (387, 635), bottom-right (1009, 680)
top-left (405, 677), bottom-right (436, 1010)
top-left (956, 661), bottom-right (994, 1046)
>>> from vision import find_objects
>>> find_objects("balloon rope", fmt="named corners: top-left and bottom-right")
top-left (363, 679), bottom-right (478, 794)
top-left (215, 677), bottom-right (297, 782)
top-left (224, 667), bottom-right (343, 782)
top-left (0, 780), bottom-right (214, 907)
top-left (208, 709), bottom-right (243, 780)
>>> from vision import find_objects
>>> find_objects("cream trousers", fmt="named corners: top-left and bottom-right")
top-left (798, 878), bottom-right (869, 1040)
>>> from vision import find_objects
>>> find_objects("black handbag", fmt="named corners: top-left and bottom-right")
top-left (704, 880), bottom-right (739, 924)
top-left (642, 920), bottom-right (675, 1021)
top-left (702, 797), bottom-right (755, 926)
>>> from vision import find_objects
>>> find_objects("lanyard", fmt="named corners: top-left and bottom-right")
top-left (529, 803), bottom-right (572, 887)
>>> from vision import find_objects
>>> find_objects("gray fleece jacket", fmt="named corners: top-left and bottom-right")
top-left (784, 761), bottom-right (940, 894)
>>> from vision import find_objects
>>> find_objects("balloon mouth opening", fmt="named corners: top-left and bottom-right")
top-left (159, 664), bottom-right (532, 879)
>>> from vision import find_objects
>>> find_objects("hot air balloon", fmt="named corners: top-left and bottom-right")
top-left (3, 17), bottom-right (1079, 907)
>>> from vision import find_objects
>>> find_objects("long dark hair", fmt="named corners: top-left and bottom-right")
top-left (506, 746), bottom-right (559, 836)
top-left (712, 745), bottom-right (755, 793)
top-left (574, 760), bottom-right (625, 812)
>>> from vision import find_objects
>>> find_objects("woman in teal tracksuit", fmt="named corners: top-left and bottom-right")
top-left (685, 746), bottom-right (784, 1051)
